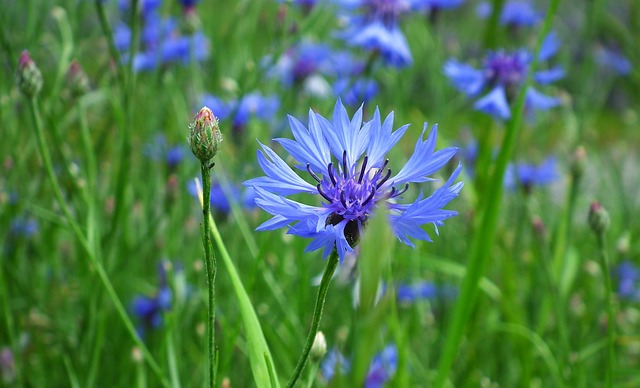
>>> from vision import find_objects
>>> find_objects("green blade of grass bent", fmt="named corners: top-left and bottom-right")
top-left (195, 179), bottom-right (279, 387)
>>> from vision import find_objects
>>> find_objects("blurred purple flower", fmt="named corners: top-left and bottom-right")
top-left (504, 157), bottom-right (558, 192)
top-left (396, 281), bottom-right (457, 302)
top-left (595, 46), bottom-right (632, 76)
top-left (201, 92), bottom-right (280, 135)
top-left (477, 1), bottom-right (542, 27)
top-left (444, 33), bottom-right (564, 120)
top-left (617, 261), bottom-right (640, 301)
top-left (321, 344), bottom-right (397, 385)
top-left (143, 135), bottom-right (187, 169)
top-left (187, 178), bottom-right (257, 214)
top-left (10, 217), bottom-right (38, 237)
top-left (132, 262), bottom-right (173, 337)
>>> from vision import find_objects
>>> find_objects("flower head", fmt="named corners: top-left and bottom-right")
top-left (16, 50), bottom-right (43, 97)
top-left (244, 99), bottom-right (462, 262)
top-left (616, 261), bottom-right (640, 301)
top-left (504, 156), bottom-right (558, 192)
top-left (321, 344), bottom-right (397, 385)
top-left (189, 106), bottom-right (222, 164)
top-left (444, 33), bottom-right (564, 120)
top-left (477, 1), bottom-right (542, 28)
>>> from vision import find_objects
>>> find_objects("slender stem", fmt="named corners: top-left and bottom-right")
top-left (596, 233), bottom-right (615, 388)
top-left (201, 164), bottom-right (217, 388)
top-left (287, 251), bottom-right (339, 388)
top-left (27, 96), bottom-right (170, 387)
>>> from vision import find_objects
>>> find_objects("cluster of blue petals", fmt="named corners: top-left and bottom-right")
top-left (244, 99), bottom-right (463, 262)
top-left (202, 93), bottom-right (280, 133)
top-left (504, 157), bottom-right (557, 191)
top-left (131, 262), bottom-right (172, 337)
top-left (617, 261), bottom-right (640, 301)
top-left (322, 345), bottom-right (397, 387)
top-left (476, 0), bottom-right (542, 27)
top-left (114, 0), bottom-right (209, 72)
top-left (444, 33), bottom-right (564, 120)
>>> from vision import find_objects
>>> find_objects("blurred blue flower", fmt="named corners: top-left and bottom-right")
top-left (365, 345), bottom-right (398, 388)
top-left (595, 46), bottom-right (632, 76)
top-left (269, 41), bottom-right (338, 91)
top-left (179, 0), bottom-right (200, 8)
top-left (504, 157), bottom-right (558, 192)
top-left (244, 99), bottom-right (463, 262)
top-left (444, 33), bottom-right (564, 120)
top-left (414, 0), bottom-right (465, 13)
top-left (201, 92), bottom-right (280, 134)
top-left (114, 6), bottom-right (210, 72)
top-left (10, 217), bottom-right (38, 237)
top-left (132, 262), bottom-right (173, 337)
top-left (143, 135), bottom-right (186, 169)
top-left (616, 261), bottom-right (640, 301)
top-left (187, 178), bottom-right (257, 214)
top-left (333, 77), bottom-right (379, 106)
top-left (321, 344), bottom-right (397, 385)
top-left (335, 0), bottom-right (420, 67)
top-left (396, 281), bottom-right (457, 302)
top-left (119, 0), bottom-right (163, 19)
top-left (477, 1), bottom-right (542, 27)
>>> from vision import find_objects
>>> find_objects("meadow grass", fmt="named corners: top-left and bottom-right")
top-left (1, 0), bottom-right (639, 387)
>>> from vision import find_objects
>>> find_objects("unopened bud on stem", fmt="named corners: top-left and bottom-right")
top-left (589, 201), bottom-right (610, 236)
top-left (16, 50), bottom-right (43, 97)
top-left (189, 106), bottom-right (222, 164)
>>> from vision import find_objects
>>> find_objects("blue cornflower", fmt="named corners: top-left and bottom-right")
top-left (335, 0), bottom-right (418, 67)
top-left (269, 41), bottom-right (338, 89)
top-left (179, 0), bottom-right (200, 8)
top-left (595, 46), bottom-right (632, 76)
top-left (444, 33), bottom-right (564, 120)
top-left (132, 263), bottom-right (172, 337)
top-left (365, 345), bottom-right (398, 388)
top-left (504, 157), bottom-right (558, 192)
top-left (187, 178), bottom-right (257, 214)
top-left (617, 261), bottom-right (640, 301)
top-left (201, 93), bottom-right (280, 135)
top-left (10, 217), bottom-right (38, 237)
top-left (477, 1), bottom-right (542, 28)
top-left (143, 135), bottom-right (186, 169)
top-left (321, 345), bottom-right (397, 385)
top-left (333, 77), bottom-right (379, 106)
top-left (396, 281), bottom-right (456, 302)
top-left (244, 99), bottom-right (463, 262)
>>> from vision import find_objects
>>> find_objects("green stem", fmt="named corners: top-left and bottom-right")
top-left (27, 96), bottom-right (170, 387)
top-left (433, 1), bottom-right (562, 385)
top-left (200, 164), bottom-right (218, 388)
top-left (287, 251), bottom-right (339, 388)
top-left (596, 233), bottom-right (615, 388)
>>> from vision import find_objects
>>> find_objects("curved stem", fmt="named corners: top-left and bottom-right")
top-left (200, 164), bottom-right (217, 387)
top-left (287, 251), bottom-right (339, 388)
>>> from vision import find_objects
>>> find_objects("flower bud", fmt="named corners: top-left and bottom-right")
top-left (570, 146), bottom-right (586, 181)
top-left (16, 50), bottom-right (43, 97)
top-left (588, 201), bottom-right (610, 236)
top-left (310, 331), bottom-right (327, 361)
top-left (189, 106), bottom-right (222, 164)
top-left (67, 60), bottom-right (91, 97)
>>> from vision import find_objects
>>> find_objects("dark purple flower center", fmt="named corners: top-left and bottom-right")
top-left (483, 51), bottom-right (529, 91)
top-left (307, 151), bottom-right (408, 244)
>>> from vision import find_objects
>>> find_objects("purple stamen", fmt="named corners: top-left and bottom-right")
top-left (378, 168), bottom-right (392, 187)
top-left (340, 191), bottom-right (348, 208)
top-left (342, 150), bottom-right (348, 179)
top-left (307, 163), bottom-right (321, 183)
top-left (358, 156), bottom-right (369, 184)
top-left (317, 184), bottom-right (332, 202)
top-left (362, 186), bottom-right (376, 206)
top-left (328, 163), bottom-right (337, 186)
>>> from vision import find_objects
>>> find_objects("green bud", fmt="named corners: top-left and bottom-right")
top-left (570, 146), bottom-right (586, 181)
top-left (16, 50), bottom-right (43, 98)
top-left (589, 201), bottom-right (610, 236)
top-left (189, 106), bottom-right (222, 164)
top-left (67, 60), bottom-right (91, 97)
top-left (310, 331), bottom-right (327, 361)
top-left (180, 8), bottom-right (201, 35)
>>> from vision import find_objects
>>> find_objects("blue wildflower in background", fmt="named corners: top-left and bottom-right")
top-left (476, 0), bottom-right (542, 28)
top-left (444, 33), bottom-right (564, 120)
top-left (244, 99), bottom-right (463, 262)
top-left (334, 0), bottom-right (418, 67)
top-left (595, 46), bottom-right (632, 76)
top-left (132, 262), bottom-right (172, 337)
top-left (201, 92), bottom-right (280, 137)
top-left (504, 157), bottom-right (558, 192)
top-left (187, 178), bottom-right (257, 214)
top-left (616, 261), bottom-right (640, 301)
top-left (396, 281), bottom-right (457, 302)
top-left (321, 344), bottom-right (397, 386)
top-left (10, 217), bottom-right (38, 238)
top-left (143, 134), bottom-right (187, 170)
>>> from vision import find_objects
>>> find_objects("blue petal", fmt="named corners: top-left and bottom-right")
top-left (534, 67), bottom-right (565, 84)
top-left (443, 59), bottom-right (486, 96)
top-left (538, 31), bottom-right (560, 62)
top-left (390, 164), bottom-right (464, 246)
top-left (329, 99), bottom-right (369, 169)
top-left (244, 143), bottom-right (317, 195)
top-left (474, 86), bottom-right (511, 119)
top-left (276, 110), bottom-right (332, 172)
top-left (252, 188), bottom-right (328, 231)
top-left (366, 108), bottom-right (410, 169)
top-left (346, 20), bottom-right (412, 68)
top-left (390, 124), bottom-right (458, 186)
top-left (525, 87), bottom-right (560, 111)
